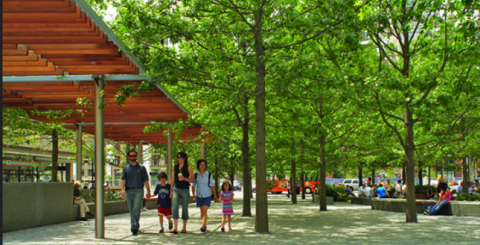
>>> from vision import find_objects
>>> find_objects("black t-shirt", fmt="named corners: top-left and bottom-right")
top-left (174, 164), bottom-right (190, 189)
top-left (73, 188), bottom-right (80, 197)
top-left (153, 184), bottom-right (172, 207)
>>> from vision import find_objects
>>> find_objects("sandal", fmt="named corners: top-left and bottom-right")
top-left (181, 230), bottom-right (187, 233)
top-left (169, 229), bottom-right (178, 235)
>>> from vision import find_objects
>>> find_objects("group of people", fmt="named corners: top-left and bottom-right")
top-left (121, 150), bottom-right (234, 235)
top-left (457, 180), bottom-right (480, 195)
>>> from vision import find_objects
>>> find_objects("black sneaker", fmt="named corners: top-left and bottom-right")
top-left (168, 222), bottom-right (173, 230)
top-left (159, 227), bottom-right (164, 233)
top-left (87, 212), bottom-right (95, 217)
top-left (200, 227), bottom-right (206, 233)
top-left (80, 218), bottom-right (87, 221)
top-left (221, 227), bottom-right (225, 232)
top-left (132, 228), bottom-right (138, 235)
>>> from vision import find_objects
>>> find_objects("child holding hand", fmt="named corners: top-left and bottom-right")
top-left (219, 180), bottom-right (234, 232)
top-left (153, 172), bottom-right (173, 233)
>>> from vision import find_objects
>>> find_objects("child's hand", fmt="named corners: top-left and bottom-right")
top-left (170, 193), bottom-right (173, 199)
top-left (229, 200), bottom-right (233, 204)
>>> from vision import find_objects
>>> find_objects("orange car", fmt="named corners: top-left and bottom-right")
top-left (254, 180), bottom-right (319, 194)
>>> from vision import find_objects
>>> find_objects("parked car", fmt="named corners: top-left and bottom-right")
top-left (233, 182), bottom-right (242, 191)
top-left (339, 179), bottom-right (359, 191)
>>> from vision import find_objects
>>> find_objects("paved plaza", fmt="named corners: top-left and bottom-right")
top-left (3, 193), bottom-right (480, 244)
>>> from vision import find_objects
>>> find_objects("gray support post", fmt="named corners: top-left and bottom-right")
top-left (201, 143), bottom-right (205, 159)
top-left (75, 123), bottom-right (84, 182)
top-left (167, 125), bottom-right (172, 183)
top-left (137, 141), bottom-right (143, 163)
top-left (94, 75), bottom-right (105, 238)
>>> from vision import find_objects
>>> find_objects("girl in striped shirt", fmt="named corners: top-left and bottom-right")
top-left (219, 180), bottom-right (234, 232)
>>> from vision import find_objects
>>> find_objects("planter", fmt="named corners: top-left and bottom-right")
top-left (415, 194), bottom-right (427, 200)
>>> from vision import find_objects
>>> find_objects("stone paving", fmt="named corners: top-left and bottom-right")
top-left (3, 192), bottom-right (480, 244)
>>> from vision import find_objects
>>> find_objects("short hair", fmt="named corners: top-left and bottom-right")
top-left (397, 180), bottom-right (401, 184)
top-left (127, 150), bottom-right (137, 156)
top-left (196, 159), bottom-right (207, 170)
top-left (475, 180), bottom-right (479, 184)
top-left (158, 172), bottom-right (168, 180)
top-left (362, 183), bottom-right (366, 186)
top-left (378, 183), bottom-right (383, 187)
top-left (74, 181), bottom-right (82, 188)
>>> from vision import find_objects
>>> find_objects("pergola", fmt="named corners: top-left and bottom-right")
top-left (3, 0), bottom-right (205, 238)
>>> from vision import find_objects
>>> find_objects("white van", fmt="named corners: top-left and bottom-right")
top-left (342, 179), bottom-right (359, 190)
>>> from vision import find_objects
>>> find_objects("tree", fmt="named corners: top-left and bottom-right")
top-left (359, 0), bottom-right (480, 222)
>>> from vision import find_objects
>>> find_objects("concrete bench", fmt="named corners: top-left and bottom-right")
top-left (312, 195), bottom-right (334, 205)
top-left (370, 199), bottom-right (456, 215)
top-left (351, 197), bottom-right (373, 206)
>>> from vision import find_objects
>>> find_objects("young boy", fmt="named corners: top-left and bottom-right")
top-left (153, 172), bottom-right (173, 233)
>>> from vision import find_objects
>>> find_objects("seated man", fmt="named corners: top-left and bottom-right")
top-left (344, 185), bottom-right (356, 197)
top-left (474, 180), bottom-right (480, 195)
top-left (358, 184), bottom-right (366, 197)
top-left (365, 184), bottom-right (374, 198)
top-left (376, 183), bottom-right (390, 198)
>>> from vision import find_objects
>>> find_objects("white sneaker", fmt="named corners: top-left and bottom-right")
top-left (142, 207), bottom-right (148, 211)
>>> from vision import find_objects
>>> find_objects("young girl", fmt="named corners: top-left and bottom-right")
top-left (219, 180), bottom-right (234, 232)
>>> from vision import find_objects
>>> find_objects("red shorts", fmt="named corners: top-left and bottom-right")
top-left (157, 207), bottom-right (172, 217)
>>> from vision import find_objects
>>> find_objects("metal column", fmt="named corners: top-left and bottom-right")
top-left (94, 75), bottom-right (105, 238)
top-left (167, 125), bottom-right (172, 183)
top-left (201, 142), bottom-right (207, 160)
top-left (137, 141), bottom-right (143, 163)
top-left (75, 123), bottom-right (84, 182)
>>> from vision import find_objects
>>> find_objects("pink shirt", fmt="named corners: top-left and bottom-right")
top-left (440, 190), bottom-right (451, 201)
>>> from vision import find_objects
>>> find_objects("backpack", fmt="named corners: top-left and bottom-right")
top-left (195, 172), bottom-right (214, 201)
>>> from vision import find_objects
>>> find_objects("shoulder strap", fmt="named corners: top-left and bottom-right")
top-left (208, 172), bottom-right (211, 187)
top-left (195, 172), bottom-right (198, 184)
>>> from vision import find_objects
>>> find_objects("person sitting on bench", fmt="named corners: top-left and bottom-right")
top-left (343, 185), bottom-right (356, 197)
top-left (73, 182), bottom-right (94, 221)
top-left (424, 182), bottom-right (450, 216)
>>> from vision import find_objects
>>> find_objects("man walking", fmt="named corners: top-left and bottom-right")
top-left (121, 150), bottom-right (151, 235)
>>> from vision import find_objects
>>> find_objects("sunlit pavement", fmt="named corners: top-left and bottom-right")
top-left (3, 191), bottom-right (480, 244)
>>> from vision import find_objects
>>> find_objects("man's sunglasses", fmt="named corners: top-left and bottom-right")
top-left (129, 155), bottom-right (137, 157)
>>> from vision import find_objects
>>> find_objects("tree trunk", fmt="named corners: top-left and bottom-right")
top-left (214, 156), bottom-right (220, 198)
top-left (51, 129), bottom-right (59, 182)
top-left (404, 105), bottom-right (418, 223)
top-left (241, 105), bottom-right (252, 216)
top-left (301, 171), bottom-right (305, 199)
top-left (371, 168), bottom-right (375, 185)
top-left (428, 166), bottom-right (431, 185)
top-left (462, 157), bottom-right (469, 194)
top-left (359, 162), bottom-right (363, 186)
top-left (319, 135), bottom-right (327, 211)
top-left (402, 162), bottom-right (406, 183)
top-left (291, 157), bottom-right (297, 204)
top-left (418, 161), bottom-right (423, 187)
top-left (253, 10), bottom-right (268, 233)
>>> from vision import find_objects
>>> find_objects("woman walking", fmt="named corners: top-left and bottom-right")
top-left (192, 159), bottom-right (218, 233)
top-left (169, 152), bottom-right (194, 234)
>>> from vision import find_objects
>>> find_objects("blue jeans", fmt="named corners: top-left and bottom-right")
top-left (427, 200), bottom-right (449, 215)
top-left (172, 187), bottom-right (189, 220)
top-left (346, 191), bottom-right (356, 197)
top-left (125, 188), bottom-right (143, 231)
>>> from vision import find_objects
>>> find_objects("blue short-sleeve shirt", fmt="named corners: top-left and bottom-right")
top-left (192, 171), bottom-right (215, 198)
top-left (121, 162), bottom-right (149, 189)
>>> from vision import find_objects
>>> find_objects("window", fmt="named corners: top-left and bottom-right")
top-left (352, 180), bottom-right (359, 184)
top-left (88, 170), bottom-right (93, 176)
top-left (152, 155), bottom-right (161, 166)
